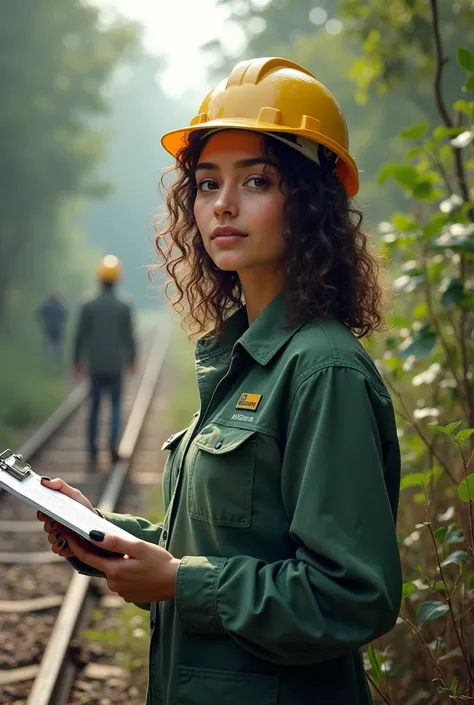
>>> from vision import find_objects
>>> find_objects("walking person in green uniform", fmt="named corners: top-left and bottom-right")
top-left (74, 255), bottom-right (136, 467)
top-left (39, 58), bottom-right (402, 704)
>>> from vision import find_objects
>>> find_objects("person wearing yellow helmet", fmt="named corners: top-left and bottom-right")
top-left (72, 255), bottom-right (136, 468)
top-left (40, 58), bottom-right (401, 705)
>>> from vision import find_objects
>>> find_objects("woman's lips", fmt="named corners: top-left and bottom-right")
top-left (211, 226), bottom-right (248, 245)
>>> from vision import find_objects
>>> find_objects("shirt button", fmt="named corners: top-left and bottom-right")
top-left (162, 530), bottom-right (168, 540)
top-left (214, 441), bottom-right (222, 449)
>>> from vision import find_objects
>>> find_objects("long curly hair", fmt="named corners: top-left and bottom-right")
top-left (154, 130), bottom-right (384, 339)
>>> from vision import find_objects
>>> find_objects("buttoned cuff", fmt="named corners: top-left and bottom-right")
top-left (175, 555), bottom-right (227, 634)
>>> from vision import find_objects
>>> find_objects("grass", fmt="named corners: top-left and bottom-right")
top-left (166, 319), bottom-right (200, 429)
top-left (0, 323), bottom-right (69, 450)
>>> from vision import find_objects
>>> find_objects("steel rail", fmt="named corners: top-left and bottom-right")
top-left (26, 319), bottom-right (170, 705)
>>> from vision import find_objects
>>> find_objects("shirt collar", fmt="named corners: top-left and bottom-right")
top-left (196, 293), bottom-right (304, 366)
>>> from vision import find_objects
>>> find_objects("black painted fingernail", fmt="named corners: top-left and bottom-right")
top-left (89, 530), bottom-right (105, 542)
top-left (51, 521), bottom-right (56, 528)
top-left (56, 532), bottom-right (62, 539)
top-left (62, 541), bottom-right (68, 549)
top-left (41, 476), bottom-right (51, 482)
top-left (58, 539), bottom-right (65, 548)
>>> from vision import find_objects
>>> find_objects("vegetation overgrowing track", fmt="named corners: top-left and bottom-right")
top-left (0, 321), bottom-right (170, 705)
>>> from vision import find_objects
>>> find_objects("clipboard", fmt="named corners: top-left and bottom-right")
top-left (0, 448), bottom-right (136, 555)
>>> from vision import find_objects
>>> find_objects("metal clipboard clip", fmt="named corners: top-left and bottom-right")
top-left (0, 449), bottom-right (32, 481)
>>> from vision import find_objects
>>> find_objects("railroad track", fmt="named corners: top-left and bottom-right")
top-left (0, 316), bottom-right (172, 705)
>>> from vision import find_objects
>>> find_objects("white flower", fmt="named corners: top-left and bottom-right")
top-left (413, 407), bottom-right (440, 419)
top-left (404, 530), bottom-right (421, 547)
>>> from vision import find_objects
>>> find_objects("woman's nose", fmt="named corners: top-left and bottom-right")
top-left (213, 186), bottom-right (238, 218)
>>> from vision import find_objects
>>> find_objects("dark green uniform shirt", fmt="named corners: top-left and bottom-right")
top-left (71, 294), bottom-right (402, 705)
top-left (74, 289), bottom-right (136, 375)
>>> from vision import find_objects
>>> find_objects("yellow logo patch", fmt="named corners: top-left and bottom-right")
top-left (235, 393), bottom-right (262, 411)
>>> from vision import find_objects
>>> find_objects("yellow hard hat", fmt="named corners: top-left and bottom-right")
top-left (96, 255), bottom-right (121, 282)
top-left (161, 57), bottom-right (359, 197)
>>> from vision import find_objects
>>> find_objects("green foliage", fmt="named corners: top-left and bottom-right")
top-left (363, 2), bottom-right (474, 700)
top-left (0, 0), bottom-right (138, 319)
top-left (0, 311), bottom-right (69, 448)
top-left (166, 322), bottom-right (200, 429)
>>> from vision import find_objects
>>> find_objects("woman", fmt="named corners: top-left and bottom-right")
top-left (39, 57), bottom-right (402, 705)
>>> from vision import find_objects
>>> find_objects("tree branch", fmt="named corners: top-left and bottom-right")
top-left (384, 377), bottom-right (457, 483)
top-left (429, 0), bottom-right (473, 214)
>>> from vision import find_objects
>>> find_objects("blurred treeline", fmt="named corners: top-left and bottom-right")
top-left (0, 1), bottom-right (190, 446)
top-left (205, 1), bottom-right (474, 703)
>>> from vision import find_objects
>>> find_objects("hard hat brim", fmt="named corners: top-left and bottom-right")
top-left (161, 119), bottom-right (359, 197)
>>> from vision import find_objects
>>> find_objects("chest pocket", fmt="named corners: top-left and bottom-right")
top-left (187, 425), bottom-right (256, 528)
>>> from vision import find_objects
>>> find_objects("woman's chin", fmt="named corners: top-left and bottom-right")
top-left (212, 253), bottom-right (248, 272)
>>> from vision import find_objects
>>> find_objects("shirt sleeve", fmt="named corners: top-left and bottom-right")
top-left (175, 366), bottom-right (402, 665)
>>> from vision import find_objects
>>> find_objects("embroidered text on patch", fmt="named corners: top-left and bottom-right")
top-left (235, 393), bottom-right (262, 411)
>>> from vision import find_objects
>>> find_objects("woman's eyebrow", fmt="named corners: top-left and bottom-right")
top-left (195, 157), bottom-right (274, 172)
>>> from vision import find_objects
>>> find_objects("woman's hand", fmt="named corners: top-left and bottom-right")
top-left (66, 531), bottom-right (180, 603)
top-left (36, 477), bottom-right (100, 559)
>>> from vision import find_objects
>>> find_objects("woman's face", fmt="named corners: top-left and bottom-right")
top-left (193, 130), bottom-right (287, 279)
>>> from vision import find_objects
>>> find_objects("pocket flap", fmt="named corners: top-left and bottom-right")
top-left (161, 427), bottom-right (188, 451)
top-left (194, 426), bottom-right (255, 455)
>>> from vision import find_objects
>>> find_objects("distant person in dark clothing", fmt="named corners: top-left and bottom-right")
top-left (37, 289), bottom-right (68, 358)
top-left (73, 255), bottom-right (136, 468)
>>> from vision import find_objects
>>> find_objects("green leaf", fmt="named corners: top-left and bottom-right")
top-left (440, 278), bottom-right (464, 307)
top-left (454, 99), bottom-right (473, 115)
top-left (400, 472), bottom-right (429, 490)
top-left (440, 550), bottom-right (468, 567)
top-left (428, 421), bottom-right (462, 436)
top-left (412, 302), bottom-right (428, 319)
top-left (434, 526), bottom-right (448, 543)
top-left (451, 676), bottom-right (458, 693)
top-left (456, 428), bottom-right (474, 446)
top-left (400, 122), bottom-right (429, 140)
top-left (393, 273), bottom-right (426, 294)
top-left (457, 48), bottom-right (474, 73)
top-left (417, 600), bottom-right (449, 628)
top-left (378, 162), bottom-right (401, 185)
top-left (463, 76), bottom-right (474, 92)
top-left (400, 327), bottom-right (437, 359)
top-left (392, 212), bottom-right (418, 231)
top-left (433, 126), bottom-right (463, 142)
top-left (394, 165), bottom-right (419, 189)
top-left (458, 473), bottom-right (474, 502)
top-left (424, 213), bottom-right (448, 237)
top-left (367, 645), bottom-right (382, 686)
top-left (444, 524), bottom-right (465, 545)
top-left (402, 582), bottom-right (417, 599)
top-left (432, 230), bottom-right (474, 254)
top-left (414, 183), bottom-right (444, 203)
top-left (406, 147), bottom-right (423, 159)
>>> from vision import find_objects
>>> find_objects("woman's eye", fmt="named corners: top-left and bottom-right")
top-left (197, 179), bottom-right (218, 192)
top-left (246, 176), bottom-right (268, 188)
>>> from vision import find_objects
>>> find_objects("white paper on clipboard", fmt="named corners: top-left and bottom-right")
top-left (0, 449), bottom-right (136, 549)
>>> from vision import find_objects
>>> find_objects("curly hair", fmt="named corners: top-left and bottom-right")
top-left (154, 130), bottom-right (384, 339)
